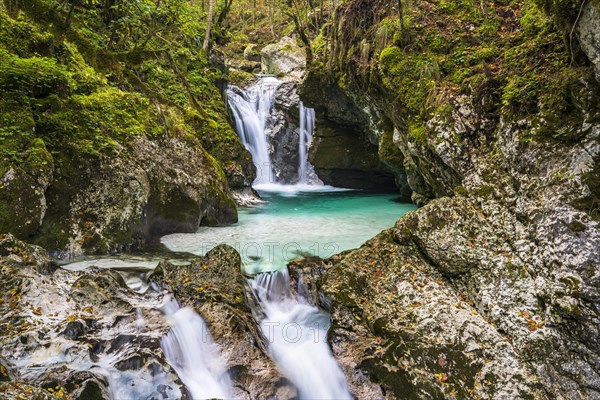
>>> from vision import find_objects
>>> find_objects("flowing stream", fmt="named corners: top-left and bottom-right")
top-left (162, 77), bottom-right (414, 398)
top-left (161, 301), bottom-right (233, 399)
top-left (58, 77), bottom-right (415, 399)
top-left (249, 270), bottom-right (352, 399)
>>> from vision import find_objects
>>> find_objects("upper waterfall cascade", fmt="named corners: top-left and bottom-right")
top-left (227, 77), bottom-right (322, 186)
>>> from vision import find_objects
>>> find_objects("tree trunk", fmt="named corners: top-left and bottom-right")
top-left (268, 0), bottom-right (275, 37)
top-left (216, 0), bottom-right (233, 28)
top-left (203, 0), bottom-right (216, 51)
top-left (397, 0), bottom-right (404, 30)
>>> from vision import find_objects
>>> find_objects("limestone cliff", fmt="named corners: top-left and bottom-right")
top-left (298, 0), bottom-right (600, 397)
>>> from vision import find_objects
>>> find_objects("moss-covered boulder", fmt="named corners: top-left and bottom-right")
top-left (300, 229), bottom-right (543, 399)
top-left (0, 139), bottom-right (54, 239)
top-left (0, 4), bottom-right (249, 256)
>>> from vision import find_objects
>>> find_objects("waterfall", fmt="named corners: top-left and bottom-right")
top-left (160, 304), bottom-right (232, 400)
top-left (227, 77), bottom-right (280, 184)
top-left (249, 270), bottom-right (352, 400)
top-left (298, 102), bottom-right (316, 184)
top-left (227, 78), bottom-right (321, 186)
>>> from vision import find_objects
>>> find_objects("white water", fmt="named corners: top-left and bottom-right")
top-left (298, 101), bottom-right (318, 184)
top-left (161, 304), bottom-right (233, 400)
top-left (227, 78), bottom-right (321, 185)
top-left (227, 77), bottom-right (280, 184)
top-left (249, 270), bottom-right (352, 400)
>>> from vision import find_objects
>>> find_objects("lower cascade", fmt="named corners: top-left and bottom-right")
top-left (249, 270), bottom-right (352, 400)
top-left (161, 303), bottom-right (233, 400)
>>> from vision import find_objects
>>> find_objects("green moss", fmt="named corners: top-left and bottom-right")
top-left (568, 220), bottom-right (586, 233)
top-left (407, 119), bottom-right (427, 146)
top-left (227, 68), bottom-right (255, 86)
top-left (454, 185), bottom-right (468, 196)
top-left (378, 127), bottom-right (403, 165)
top-left (475, 185), bottom-right (494, 198)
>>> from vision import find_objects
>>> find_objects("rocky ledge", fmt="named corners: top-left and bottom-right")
top-left (0, 234), bottom-right (294, 399)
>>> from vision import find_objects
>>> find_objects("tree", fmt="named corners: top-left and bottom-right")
top-left (203, 0), bottom-right (216, 50)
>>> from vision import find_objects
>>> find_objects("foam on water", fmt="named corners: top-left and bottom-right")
top-left (249, 270), bottom-right (352, 400)
top-left (161, 305), bottom-right (233, 400)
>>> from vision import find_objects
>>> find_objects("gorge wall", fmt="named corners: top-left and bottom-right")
top-left (0, 1), bottom-right (255, 258)
top-left (294, 0), bottom-right (600, 398)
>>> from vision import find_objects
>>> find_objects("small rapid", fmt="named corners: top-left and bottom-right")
top-left (161, 303), bottom-right (233, 400)
top-left (249, 270), bottom-right (352, 400)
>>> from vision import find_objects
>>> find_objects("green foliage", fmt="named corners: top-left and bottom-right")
top-left (0, 49), bottom-right (70, 97)
top-left (310, 0), bottom-right (598, 145)
top-left (0, 0), bottom-right (246, 191)
top-left (378, 47), bottom-right (436, 117)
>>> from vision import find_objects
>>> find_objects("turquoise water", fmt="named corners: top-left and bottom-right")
top-left (162, 187), bottom-right (415, 274)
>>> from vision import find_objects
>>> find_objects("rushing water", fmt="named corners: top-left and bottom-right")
top-left (227, 78), bottom-right (280, 184)
top-left (161, 303), bottom-right (233, 400)
top-left (57, 76), bottom-right (415, 400)
top-left (298, 101), bottom-right (318, 184)
top-left (249, 270), bottom-right (352, 399)
top-left (227, 78), bottom-right (321, 185)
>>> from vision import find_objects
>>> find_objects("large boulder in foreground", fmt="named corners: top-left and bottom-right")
top-left (294, 229), bottom-right (544, 399)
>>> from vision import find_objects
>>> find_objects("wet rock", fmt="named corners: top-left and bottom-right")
top-left (0, 382), bottom-right (54, 400)
top-left (0, 359), bottom-right (11, 382)
top-left (0, 233), bottom-right (56, 274)
top-left (149, 244), bottom-right (297, 399)
top-left (0, 236), bottom-right (182, 400)
top-left (300, 72), bottom-right (406, 193)
top-left (61, 321), bottom-right (87, 340)
top-left (269, 82), bottom-right (302, 183)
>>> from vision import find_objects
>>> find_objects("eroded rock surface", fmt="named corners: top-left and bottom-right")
top-left (0, 236), bottom-right (291, 399)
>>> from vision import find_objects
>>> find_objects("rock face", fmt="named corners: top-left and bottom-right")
top-left (0, 140), bottom-right (54, 238)
top-left (295, 0), bottom-right (600, 397)
top-left (34, 137), bottom-right (237, 259)
top-left (0, 235), bottom-right (292, 400)
top-left (261, 37), bottom-right (306, 80)
top-left (292, 231), bottom-right (545, 399)
top-left (268, 81), bottom-right (304, 183)
top-left (577, 2), bottom-right (600, 80)
top-left (300, 74), bottom-right (410, 194)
